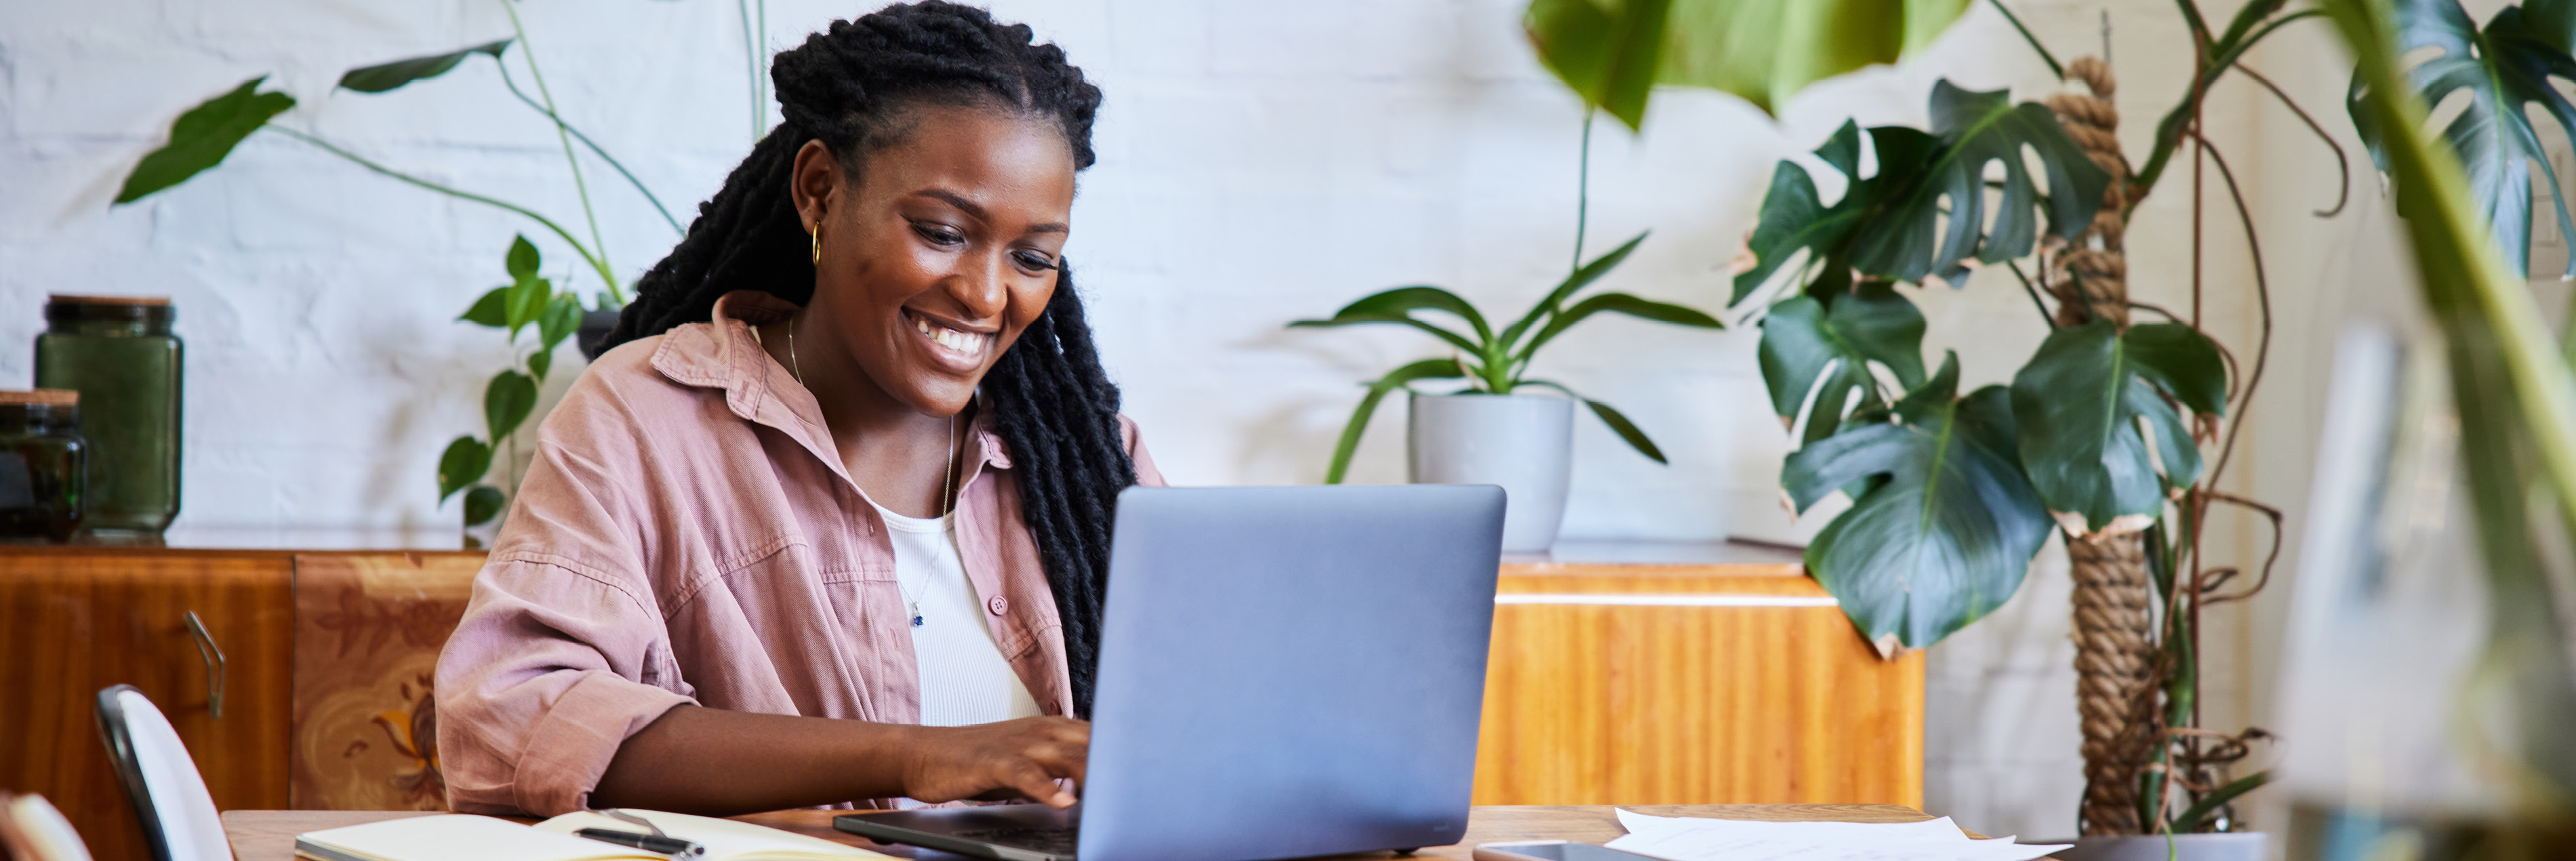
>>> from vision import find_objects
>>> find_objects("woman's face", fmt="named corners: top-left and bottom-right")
top-left (792, 105), bottom-right (1077, 417)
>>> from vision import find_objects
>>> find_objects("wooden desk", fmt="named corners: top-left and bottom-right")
top-left (8, 538), bottom-right (1923, 860)
top-left (218, 804), bottom-right (1968, 861)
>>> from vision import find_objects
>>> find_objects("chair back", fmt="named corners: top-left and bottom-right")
top-left (94, 685), bottom-right (231, 861)
top-left (0, 793), bottom-right (96, 861)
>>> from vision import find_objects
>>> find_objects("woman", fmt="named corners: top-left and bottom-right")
top-left (434, 1), bottom-right (1159, 816)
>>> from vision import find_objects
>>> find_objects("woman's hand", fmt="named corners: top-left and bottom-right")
top-left (898, 716), bottom-right (1090, 807)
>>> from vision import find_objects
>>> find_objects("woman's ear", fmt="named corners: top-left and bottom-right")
top-left (789, 139), bottom-right (841, 231)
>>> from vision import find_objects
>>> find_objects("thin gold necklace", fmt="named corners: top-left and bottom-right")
top-left (792, 313), bottom-right (963, 626)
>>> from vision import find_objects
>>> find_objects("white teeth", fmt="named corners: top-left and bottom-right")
top-left (913, 315), bottom-right (986, 357)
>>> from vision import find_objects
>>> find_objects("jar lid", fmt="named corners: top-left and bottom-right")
top-left (47, 294), bottom-right (174, 325)
top-left (0, 390), bottom-right (79, 406)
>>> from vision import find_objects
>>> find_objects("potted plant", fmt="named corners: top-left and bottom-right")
top-left (108, 3), bottom-right (770, 537)
top-left (1289, 230), bottom-right (1724, 552)
top-left (1522, 0), bottom-right (2347, 849)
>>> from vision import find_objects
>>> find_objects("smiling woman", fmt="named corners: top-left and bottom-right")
top-left (432, 1), bottom-right (1166, 818)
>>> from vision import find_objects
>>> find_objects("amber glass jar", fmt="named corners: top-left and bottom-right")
top-left (0, 390), bottom-right (88, 542)
top-left (34, 295), bottom-right (180, 534)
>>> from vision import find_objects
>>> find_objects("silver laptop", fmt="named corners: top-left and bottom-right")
top-left (837, 484), bottom-right (1507, 861)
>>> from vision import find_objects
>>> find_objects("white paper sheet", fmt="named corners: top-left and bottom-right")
top-left (1603, 809), bottom-right (2071, 861)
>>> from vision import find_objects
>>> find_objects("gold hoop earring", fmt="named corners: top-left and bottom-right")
top-left (809, 223), bottom-right (822, 266)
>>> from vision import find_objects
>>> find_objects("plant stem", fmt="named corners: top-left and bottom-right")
top-left (1986, 0), bottom-right (2064, 78)
top-left (269, 125), bottom-right (620, 300)
top-left (494, 59), bottom-right (684, 235)
top-left (2129, 10), bottom-right (2325, 206)
top-left (1573, 108), bottom-right (1594, 276)
top-left (501, 0), bottom-right (618, 304)
top-left (739, 0), bottom-right (762, 140)
top-left (2003, 259), bottom-right (2056, 325)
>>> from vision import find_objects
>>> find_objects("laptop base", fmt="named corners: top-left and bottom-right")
top-left (836, 804), bottom-right (1080, 861)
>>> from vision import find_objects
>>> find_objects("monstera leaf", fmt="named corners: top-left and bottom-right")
top-left (1849, 81), bottom-right (2112, 285)
top-left (1731, 82), bottom-right (2109, 306)
top-left (2008, 322), bottom-right (2227, 536)
top-left (1784, 353), bottom-right (2052, 654)
top-left (2350, 0), bottom-right (2576, 279)
top-left (1525, 0), bottom-right (1972, 125)
top-left (1757, 280), bottom-right (1927, 444)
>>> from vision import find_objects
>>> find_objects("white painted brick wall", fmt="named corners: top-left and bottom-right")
top-left (7, 0), bottom-right (2354, 842)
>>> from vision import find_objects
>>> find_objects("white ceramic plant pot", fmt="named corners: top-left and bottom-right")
top-left (2045, 833), bottom-right (2267, 861)
top-left (1407, 392), bottom-right (1574, 553)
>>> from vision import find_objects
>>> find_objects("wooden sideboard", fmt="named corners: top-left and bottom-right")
top-left (0, 536), bottom-right (1919, 861)
top-left (1474, 542), bottom-right (1922, 808)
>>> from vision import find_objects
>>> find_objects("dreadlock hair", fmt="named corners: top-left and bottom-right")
top-left (597, 1), bottom-right (1133, 718)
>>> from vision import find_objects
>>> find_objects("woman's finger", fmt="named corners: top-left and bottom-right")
top-left (1005, 761), bottom-right (1077, 808)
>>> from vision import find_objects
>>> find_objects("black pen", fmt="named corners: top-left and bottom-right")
top-left (574, 827), bottom-right (708, 859)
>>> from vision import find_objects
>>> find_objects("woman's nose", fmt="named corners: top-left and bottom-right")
top-left (950, 253), bottom-right (1011, 320)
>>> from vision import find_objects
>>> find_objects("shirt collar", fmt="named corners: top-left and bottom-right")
top-left (650, 290), bottom-right (1014, 472)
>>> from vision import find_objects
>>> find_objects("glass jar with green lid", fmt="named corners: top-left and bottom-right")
top-left (35, 294), bottom-right (180, 534)
top-left (0, 389), bottom-right (87, 542)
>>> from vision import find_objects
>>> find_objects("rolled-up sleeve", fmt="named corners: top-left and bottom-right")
top-left (435, 369), bottom-right (698, 816)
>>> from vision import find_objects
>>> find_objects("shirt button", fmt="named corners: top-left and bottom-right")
top-left (988, 595), bottom-right (1009, 616)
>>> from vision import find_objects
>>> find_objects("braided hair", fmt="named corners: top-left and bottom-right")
top-left (597, 1), bottom-right (1133, 717)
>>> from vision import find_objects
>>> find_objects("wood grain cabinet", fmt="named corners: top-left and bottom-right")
top-left (0, 544), bottom-right (479, 861)
top-left (1474, 550), bottom-right (1923, 809)
top-left (2, 540), bottom-right (1920, 861)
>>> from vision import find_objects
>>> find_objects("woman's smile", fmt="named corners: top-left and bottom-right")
top-left (904, 307), bottom-right (994, 369)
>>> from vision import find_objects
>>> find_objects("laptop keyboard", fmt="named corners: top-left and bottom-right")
top-left (954, 826), bottom-right (1081, 856)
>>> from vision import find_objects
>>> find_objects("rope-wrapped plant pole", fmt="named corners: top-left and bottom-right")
top-left (2042, 56), bottom-right (2160, 837)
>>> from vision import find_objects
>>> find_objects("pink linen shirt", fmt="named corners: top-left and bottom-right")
top-left (434, 290), bottom-right (1165, 816)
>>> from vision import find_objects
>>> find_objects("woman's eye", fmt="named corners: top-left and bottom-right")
top-left (910, 221), bottom-right (966, 247)
top-left (1012, 251), bottom-right (1060, 273)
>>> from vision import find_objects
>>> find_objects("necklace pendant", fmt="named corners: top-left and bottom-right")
top-left (910, 601), bottom-right (925, 628)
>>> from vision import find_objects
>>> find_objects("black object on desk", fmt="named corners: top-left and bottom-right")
top-left (574, 827), bottom-right (706, 859)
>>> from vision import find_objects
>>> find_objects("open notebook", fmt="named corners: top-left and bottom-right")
top-left (296, 810), bottom-right (894, 861)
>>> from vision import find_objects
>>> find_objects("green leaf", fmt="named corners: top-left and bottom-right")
top-left (1655, 0), bottom-right (1973, 119)
top-left (115, 77), bottom-right (296, 204)
top-left (539, 294), bottom-right (582, 351)
top-left (2350, 0), bottom-right (2576, 278)
top-left (1523, 0), bottom-right (1671, 129)
top-left (1784, 356), bottom-right (2051, 652)
top-left (2168, 771), bottom-right (2268, 834)
top-left (1521, 380), bottom-right (1671, 464)
top-left (437, 436), bottom-right (494, 502)
top-left (506, 276), bottom-right (552, 340)
top-left (1731, 121), bottom-right (1885, 306)
top-left (1290, 285), bottom-right (1495, 346)
top-left (527, 348), bottom-right (553, 384)
top-left (1502, 231), bottom-right (1650, 349)
top-left (2124, 322), bottom-right (2229, 416)
top-left (1517, 292), bottom-right (1723, 363)
top-left (1323, 357), bottom-right (1466, 484)
top-left (461, 485), bottom-right (506, 527)
top-left (1584, 398), bottom-right (1667, 464)
top-left (339, 39), bottom-right (514, 94)
top-left (460, 287), bottom-right (510, 328)
top-left (1756, 281), bottom-right (1927, 445)
top-left (505, 234), bottom-right (542, 281)
top-left (2008, 322), bottom-right (2209, 533)
top-left (1847, 81), bottom-right (2112, 285)
top-left (485, 370), bottom-right (539, 443)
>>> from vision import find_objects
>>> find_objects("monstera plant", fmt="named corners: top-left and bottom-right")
top-left (1526, 0), bottom-right (2341, 841)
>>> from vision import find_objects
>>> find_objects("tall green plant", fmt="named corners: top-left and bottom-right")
top-left (2334, 0), bottom-right (2576, 820)
top-left (111, 3), bottom-right (769, 529)
top-left (1528, 0), bottom-right (2342, 836)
